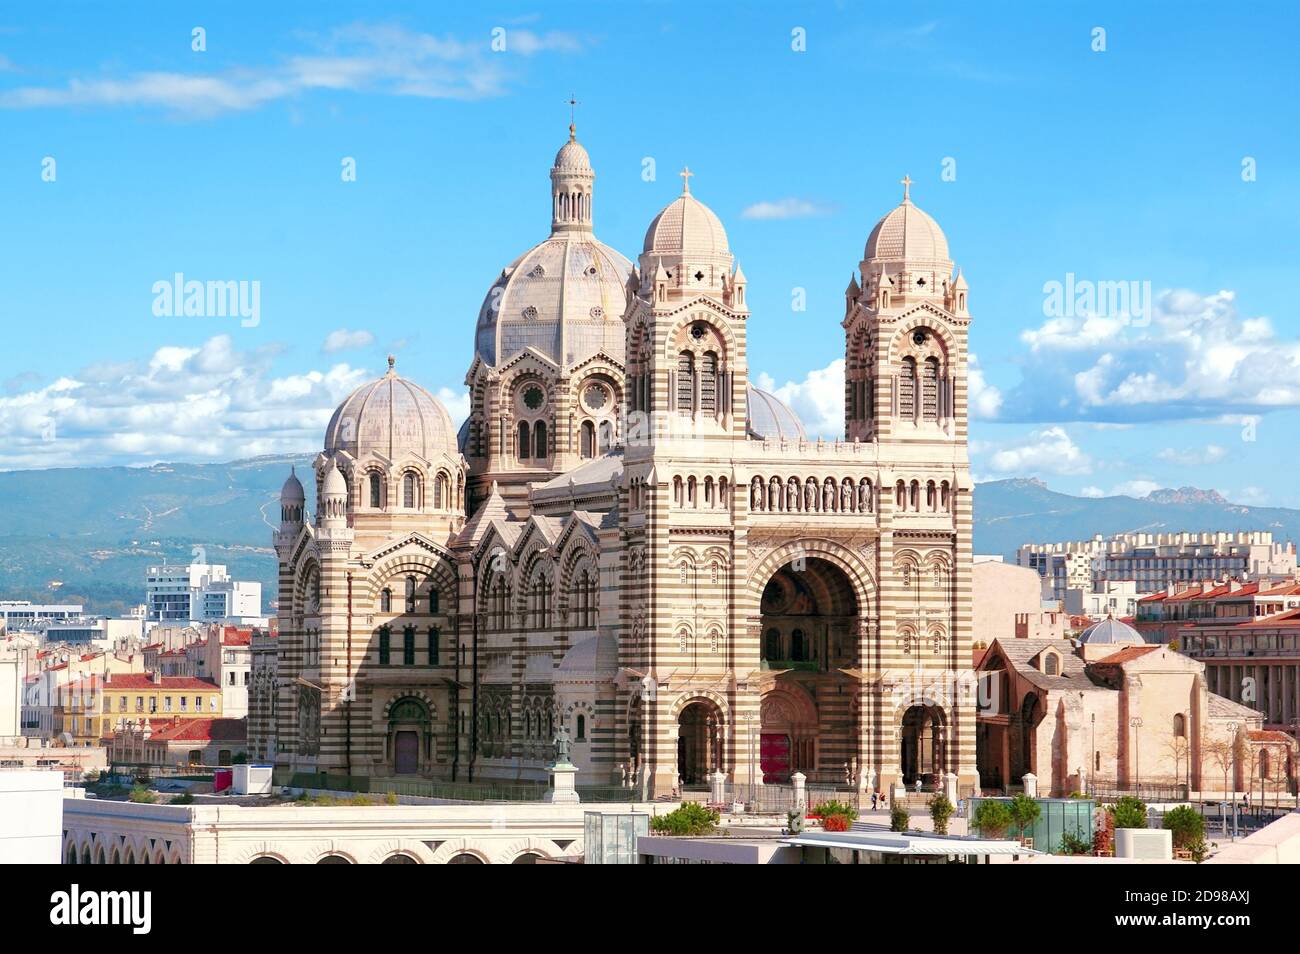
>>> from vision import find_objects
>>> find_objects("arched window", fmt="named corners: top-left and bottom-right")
top-left (909, 480), bottom-right (920, 511)
top-left (679, 562), bottom-right (689, 585)
top-left (926, 480), bottom-right (937, 511)
top-left (580, 420), bottom-right (595, 458)
top-left (899, 357), bottom-right (917, 420)
top-left (598, 419), bottom-right (613, 452)
top-left (429, 589), bottom-right (439, 614)
top-left (576, 714), bottom-right (586, 741)
top-left (426, 627), bottom-right (439, 666)
top-left (1260, 749), bottom-right (1271, 779)
top-left (405, 576), bottom-right (416, 613)
top-left (896, 480), bottom-right (906, 509)
top-left (517, 420), bottom-right (531, 459)
top-left (700, 351), bottom-right (718, 414)
top-left (378, 625), bottom-right (391, 665)
top-left (533, 420), bottom-right (547, 459)
top-left (677, 352), bottom-right (694, 412)
top-left (1044, 653), bottom-right (1059, 676)
top-left (369, 472), bottom-right (382, 508)
top-left (435, 473), bottom-right (448, 509)
top-left (402, 472), bottom-right (417, 509)
top-left (922, 357), bottom-right (940, 421)
top-left (1173, 713), bottom-right (1186, 738)
top-left (380, 588), bottom-right (391, 613)
top-left (403, 626), bottom-right (415, 665)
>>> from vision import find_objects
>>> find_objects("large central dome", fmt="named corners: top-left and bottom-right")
top-left (473, 127), bottom-right (632, 369)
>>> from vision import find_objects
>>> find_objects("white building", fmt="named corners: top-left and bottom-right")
top-left (0, 648), bottom-right (22, 742)
top-left (1017, 531), bottom-right (1297, 601)
top-left (0, 601), bottom-right (83, 632)
top-left (42, 616), bottom-right (145, 646)
top-left (0, 770), bottom-right (62, 863)
top-left (146, 563), bottom-right (262, 625)
top-left (1063, 580), bottom-right (1146, 620)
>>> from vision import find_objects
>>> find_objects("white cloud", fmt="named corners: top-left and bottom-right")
top-left (1110, 479), bottom-right (1162, 499)
top-left (983, 426), bottom-right (1093, 476)
top-left (1080, 486), bottom-right (1105, 498)
top-left (741, 198), bottom-right (836, 221)
top-left (322, 328), bottom-right (376, 353)
top-left (755, 359), bottom-right (845, 439)
top-left (436, 387), bottom-right (470, 428)
top-left (0, 23), bottom-right (586, 116)
top-left (968, 353), bottom-right (1002, 419)
top-left (1006, 289), bottom-right (1300, 422)
top-left (1233, 486), bottom-right (1270, 506)
top-left (1156, 444), bottom-right (1228, 467)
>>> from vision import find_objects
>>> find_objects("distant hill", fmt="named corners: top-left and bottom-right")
top-left (2, 459), bottom-right (1297, 615)
top-left (0, 455), bottom-right (312, 615)
top-left (973, 478), bottom-right (1300, 558)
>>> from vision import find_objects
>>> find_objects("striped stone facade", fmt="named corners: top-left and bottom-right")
top-left (257, 137), bottom-right (976, 797)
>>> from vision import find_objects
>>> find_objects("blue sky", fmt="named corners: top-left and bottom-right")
top-left (2, 2), bottom-right (1298, 506)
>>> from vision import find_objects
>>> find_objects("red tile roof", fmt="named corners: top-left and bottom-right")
top-left (78, 673), bottom-right (218, 690)
top-left (146, 718), bottom-right (245, 743)
top-left (1092, 645), bottom-right (1161, 665)
top-left (1247, 730), bottom-right (1296, 744)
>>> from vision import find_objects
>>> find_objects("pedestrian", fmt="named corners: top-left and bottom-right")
top-left (871, 790), bottom-right (878, 811)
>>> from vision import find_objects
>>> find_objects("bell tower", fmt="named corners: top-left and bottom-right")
top-left (844, 176), bottom-right (972, 446)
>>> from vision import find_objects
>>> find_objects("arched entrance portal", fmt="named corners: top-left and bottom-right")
top-left (758, 558), bottom-right (860, 783)
top-left (900, 705), bottom-right (947, 786)
top-left (677, 700), bottom-right (724, 786)
top-left (387, 697), bottom-right (433, 776)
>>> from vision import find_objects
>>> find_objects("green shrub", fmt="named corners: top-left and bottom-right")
top-left (927, 793), bottom-right (954, 835)
top-left (1110, 795), bottom-right (1148, 830)
top-left (1162, 805), bottom-right (1205, 850)
top-left (1058, 830), bottom-right (1091, 855)
top-left (972, 800), bottom-right (1013, 838)
top-left (231, 752), bottom-right (249, 764)
top-left (1009, 793), bottom-right (1041, 839)
top-left (171, 791), bottom-right (195, 805)
top-left (813, 799), bottom-right (859, 823)
top-left (128, 784), bottom-right (158, 804)
top-left (889, 803), bottom-right (910, 832)
top-left (650, 802), bottom-right (720, 836)
top-left (384, 792), bottom-right (399, 805)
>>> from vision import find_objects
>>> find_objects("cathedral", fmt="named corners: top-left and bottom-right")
top-left (258, 124), bottom-right (977, 798)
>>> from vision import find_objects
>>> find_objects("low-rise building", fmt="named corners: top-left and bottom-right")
top-left (58, 673), bottom-right (222, 746)
top-left (109, 717), bottom-right (247, 768)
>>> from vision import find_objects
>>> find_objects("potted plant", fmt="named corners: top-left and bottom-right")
top-left (972, 799), bottom-right (1013, 838)
top-left (889, 802), bottom-right (911, 832)
top-left (813, 799), bottom-right (859, 832)
top-left (1009, 792), bottom-right (1042, 847)
top-left (1162, 804), bottom-right (1205, 860)
top-left (927, 792), bottom-right (955, 835)
top-left (1110, 795), bottom-right (1148, 830)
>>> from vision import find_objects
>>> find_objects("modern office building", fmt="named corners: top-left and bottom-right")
top-left (145, 563), bottom-right (262, 625)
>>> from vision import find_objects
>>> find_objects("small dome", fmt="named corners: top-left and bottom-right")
top-left (556, 632), bottom-right (618, 677)
top-left (280, 467), bottom-right (305, 503)
top-left (643, 190), bottom-right (730, 257)
top-left (1078, 617), bottom-right (1145, 646)
top-left (324, 357), bottom-right (457, 461)
top-left (321, 459), bottom-right (347, 497)
top-left (553, 136), bottom-right (591, 172)
top-left (746, 385), bottom-right (807, 441)
top-left (865, 196), bottom-right (950, 264)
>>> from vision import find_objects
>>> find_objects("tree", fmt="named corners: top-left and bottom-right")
top-left (1164, 737), bottom-right (1189, 790)
top-left (650, 802), bottom-right (720, 836)
top-left (889, 802), bottom-right (910, 833)
top-left (972, 800), bottom-right (1013, 838)
top-left (1203, 738), bottom-right (1233, 799)
top-left (928, 792), bottom-right (954, 835)
top-left (1162, 805), bottom-right (1205, 852)
top-left (1009, 792), bottom-right (1041, 842)
top-left (1110, 794), bottom-right (1147, 830)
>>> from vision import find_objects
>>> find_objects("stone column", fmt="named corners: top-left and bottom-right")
top-left (1022, 772), bottom-right (1038, 798)
top-left (791, 771), bottom-right (807, 813)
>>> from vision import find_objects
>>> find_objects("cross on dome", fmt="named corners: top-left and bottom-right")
top-left (900, 174), bottom-right (913, 202)
top-left (679, 166), bottom-right (694, 194)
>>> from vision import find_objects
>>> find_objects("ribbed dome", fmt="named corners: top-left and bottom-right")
top-left (280, 468), bottom-right (305, 503)
top-left (865, 197), bottom-right (950, 263)
top-left (553, 138), bottom-right (591, 172)
top-left (556, 631), bottom-right (618, 677)
top-left (474, 237), bottom-right (632, 368)
top-left (746, 385), bottom-right (807, 441)
top-left (643, 191), bottom-right (730, 256)
top-left (1078, 617), bottom-right (1145, 646)
top-left (322, 459), bottom-right (347, 496)
top-left (324, 357), bottom-right (457, 461)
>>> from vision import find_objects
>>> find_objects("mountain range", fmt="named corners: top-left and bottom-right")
top-left (1, 459), bottom-right (1297, 615)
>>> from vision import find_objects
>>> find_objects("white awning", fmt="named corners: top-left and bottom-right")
top-left (781, 831), bottom-right (1036, 856)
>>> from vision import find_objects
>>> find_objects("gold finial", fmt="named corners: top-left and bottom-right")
top-left (566, 94), bottom-right (579, 141)
top-left (387, 354), bottom-right (396, 372)
top-left (679, 166), bottom-right (694, 194)
top-left (900, 174), bottom-right (913, 202)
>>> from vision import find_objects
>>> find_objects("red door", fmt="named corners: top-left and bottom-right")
top-left (760, 733), bottom-right (791, 783)
top-left (394, 731), bottom-right (419, 775)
